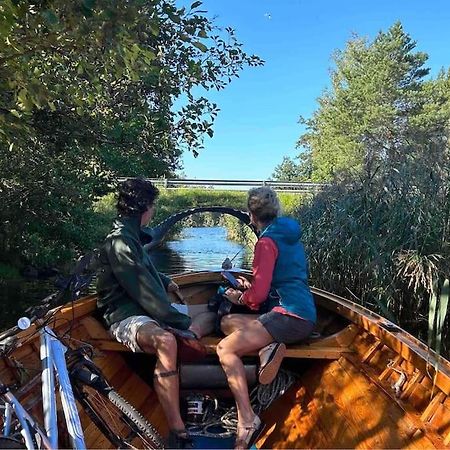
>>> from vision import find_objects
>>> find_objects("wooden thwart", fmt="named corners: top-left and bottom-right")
top-left (203, 336), bottom-right (353, 359)
top-left (80, 316), bottom-right (356, 359)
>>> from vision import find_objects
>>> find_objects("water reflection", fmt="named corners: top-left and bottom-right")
top-left (150, 227), bottom-right (253, 274)
top-left (0, 227), bottom-right (253, 331)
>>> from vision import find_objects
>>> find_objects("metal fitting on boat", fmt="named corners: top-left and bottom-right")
top-left (387, 360), bottom-right (407, 397)
top-left (185, 393), bottom-right (218, 424)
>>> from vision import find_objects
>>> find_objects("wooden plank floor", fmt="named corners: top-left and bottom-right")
top-left (81, 349), bottom-right (167, 448)
top-left (259, 357), bottom-right (443, 449)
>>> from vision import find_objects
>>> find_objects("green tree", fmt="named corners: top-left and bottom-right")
top-left (294, 23), bottom-right (450, 356)
top-left (298, 22), bottom-right (429, 181)
top-left (0, 0), bottom-right (263, 269)
top-left (272, 154), bottom-right (312, 181)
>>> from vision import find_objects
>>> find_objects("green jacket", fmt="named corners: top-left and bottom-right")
top-left (96, 216), bottom-right (191, 330)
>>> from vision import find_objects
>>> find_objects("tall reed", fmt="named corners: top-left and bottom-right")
top-left (296, 155), bottom-right (450, 358)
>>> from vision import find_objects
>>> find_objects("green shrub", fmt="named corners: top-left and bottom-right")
top-left (0, 263), bottom-right (20, 280)
top-left (296, 167), bottom-right (450, 358)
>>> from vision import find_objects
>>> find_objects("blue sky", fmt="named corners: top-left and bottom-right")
top-left (178, 0), bottom-right (450, 180)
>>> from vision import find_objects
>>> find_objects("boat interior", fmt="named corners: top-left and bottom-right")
top-left (1, 270), bottom-right (450, 448)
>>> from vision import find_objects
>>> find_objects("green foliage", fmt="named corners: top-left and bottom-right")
top-left (296, 135), bottom-right (450, 355)
top-left (277, 192), bottom-right (307, 216)
top-left (96, 187), bottom-right (307, 242)
top-left (272, 154), bottom-right (312, 181)
top-left (272, 156), bottom-right (302, 181)
top-left (0, 263), bottom-right (20, 280)
top-left (151, 189), bottom-right (306, 226)
top-left (298, 23), bottom-right (431, 181)
top-left (154, 189), bottom-right (248, 225)
top-left (96, 188), bottom-right (247, 238)
top-left (290, 22), bottom-right (450, 356)
top-left (428, 280), bottom-right (449, 358)
top-left (0, 0), bottom-right (263, 269)
top-left (297, 167), bottom-right (450, 354)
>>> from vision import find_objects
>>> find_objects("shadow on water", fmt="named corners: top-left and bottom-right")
top-left (0, 227), bottom-right (253, 331)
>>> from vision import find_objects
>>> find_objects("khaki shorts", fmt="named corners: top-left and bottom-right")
top-left (109, 315), bottom-right (159, 353)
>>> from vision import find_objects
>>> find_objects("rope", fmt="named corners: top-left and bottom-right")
top-left (186, 369), bottom-right (296, 439)
top-left (251, 370), bottom-right (296, 416)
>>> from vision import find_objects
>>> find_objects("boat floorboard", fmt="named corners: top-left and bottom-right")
top-left (259, 356), bottom-right (444, 449)
top-left (81, 349), bottom-right (168, 448)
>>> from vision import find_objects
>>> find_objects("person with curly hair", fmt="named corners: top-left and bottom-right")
top-left (96, 178), bottom-right (210, 449)
top-left (216, 186), bottom-right (316, 449)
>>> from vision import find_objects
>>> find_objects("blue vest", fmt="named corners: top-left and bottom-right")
top-left (261, 217), bottom-right (316, 324)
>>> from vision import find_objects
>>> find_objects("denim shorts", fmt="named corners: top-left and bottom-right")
top-left (258, 311), bottom-right (314, 344)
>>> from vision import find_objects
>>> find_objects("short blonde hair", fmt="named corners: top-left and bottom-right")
top-left (247, 186), bottom-right (281, 222)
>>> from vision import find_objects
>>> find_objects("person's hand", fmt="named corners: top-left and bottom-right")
top-left (168, 280), bottom-right (185, 304)
top-left (167, 281), bottom-right (180, 293)
top-left (236, 276), bottom-right (251, 290)
top-left (224, 288), bottom-right (243, 305)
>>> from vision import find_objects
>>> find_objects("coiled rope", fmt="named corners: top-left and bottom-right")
top-left (187, 369), bottom-right (296, 438)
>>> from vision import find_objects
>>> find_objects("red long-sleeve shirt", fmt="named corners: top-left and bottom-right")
top-left (241, 237), bottom-right (300, 318)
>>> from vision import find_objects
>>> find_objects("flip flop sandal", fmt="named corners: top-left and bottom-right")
top-left (235, 415), bottom-right (265, 449)
top-left (258, 342), bottom-right (286, 385)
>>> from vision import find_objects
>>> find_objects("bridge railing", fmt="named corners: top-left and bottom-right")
top-left (124, 178), bottom-right (330, 194)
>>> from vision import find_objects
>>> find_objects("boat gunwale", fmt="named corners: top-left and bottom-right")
top-left (311, 286), bottom-right (450, 394)
top-left (4, 271), bottom-right (449, 396)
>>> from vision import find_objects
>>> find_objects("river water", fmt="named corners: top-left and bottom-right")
top-left (150, 227), bottom-right (253, 274)
top-left (0, 227), bottom-right (254, 331)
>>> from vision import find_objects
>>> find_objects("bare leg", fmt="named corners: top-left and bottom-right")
top-left (137, 323), bottom-right (185, 432)
top-left (220, 313), bottom-right (260, 336)
top-left (189, 311), bottom-right (216, 338)
top-left (216, 319), bottom-right (274, 445)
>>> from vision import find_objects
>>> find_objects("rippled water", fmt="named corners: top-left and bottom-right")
top-left (150, 227), bottom-right (253, 274)
top-left (0, 227), bottom-right (254, 331)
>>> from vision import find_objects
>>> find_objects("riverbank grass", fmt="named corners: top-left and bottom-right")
top-left (93, 188), bottom-right (310, 244)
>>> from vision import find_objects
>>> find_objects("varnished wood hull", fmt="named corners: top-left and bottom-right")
top-left (1, 271), bottom-right (449, 448)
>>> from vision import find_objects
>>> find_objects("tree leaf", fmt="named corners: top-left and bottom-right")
top-left (41, 10), bottom-right (59, 26)
top-left (150, 21), bottom-right (159, 36)
top-left (167, 11), bottom-right (181, 24)
top-left (83, 0), bottom-right (95, 10)
top-left (193, 41), bottom-right (208, 52)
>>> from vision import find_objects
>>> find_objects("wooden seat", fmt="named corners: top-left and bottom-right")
top-left (79, 316), bottom-right (135, 352)
top-left (201, 323), bottom-right (357, 359)
top-left (80, 316), bottom-right (357, 360)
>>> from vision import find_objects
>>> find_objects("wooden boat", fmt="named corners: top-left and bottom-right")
top-left (1, 269), bottom-right (450, 449)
